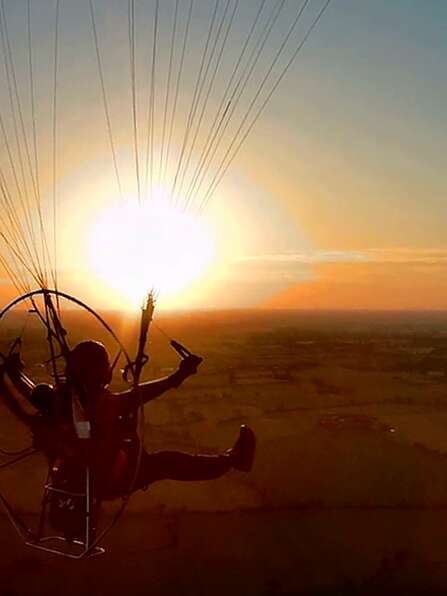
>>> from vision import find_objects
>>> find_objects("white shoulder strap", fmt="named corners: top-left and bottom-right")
top-left (70, 388), bottom-right (91, 440)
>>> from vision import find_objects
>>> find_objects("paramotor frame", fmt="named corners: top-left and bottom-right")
top-left (0, 287), bottom-right (149, 559)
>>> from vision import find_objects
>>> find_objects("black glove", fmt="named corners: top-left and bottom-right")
top-left (178, 354), bottom-right (203, 378)
top-left (170, 354), bottom-right (203, 388)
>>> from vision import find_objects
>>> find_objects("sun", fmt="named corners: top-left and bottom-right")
top-left (88, 191), bottom-right (216, 309)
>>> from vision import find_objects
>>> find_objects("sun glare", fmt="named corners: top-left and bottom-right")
top-left (88, 190), bottom-right (215, 309)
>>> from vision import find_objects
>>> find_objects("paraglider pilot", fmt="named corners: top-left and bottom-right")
top-left (0, 342), bottom-right (255, 501)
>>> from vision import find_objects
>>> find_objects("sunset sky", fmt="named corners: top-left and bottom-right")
top-left (0, 1), bottom-right (445, 310)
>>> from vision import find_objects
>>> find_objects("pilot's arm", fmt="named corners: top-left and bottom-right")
top-left (1, 353), bottom-right (35, 398)
top-left (118, 354), bottom-right (202, 405)
top-left (0, 354), bottom-right (36, 429)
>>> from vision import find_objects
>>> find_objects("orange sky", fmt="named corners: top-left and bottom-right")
top-left (262, 261), bottom-right (447, 311)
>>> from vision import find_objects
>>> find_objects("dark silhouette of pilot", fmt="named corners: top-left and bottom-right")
top-left (1, 341), bottom-right (255, 500)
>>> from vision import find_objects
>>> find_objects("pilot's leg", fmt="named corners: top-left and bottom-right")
top-left (134, 425), bottom-right (255, 491)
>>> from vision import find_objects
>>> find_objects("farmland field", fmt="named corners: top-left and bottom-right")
top-left (2, 309), bottom-right (447, 594)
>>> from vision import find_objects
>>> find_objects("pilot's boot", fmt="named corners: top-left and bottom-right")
top-left (228, 425), bottom-right (256, 472)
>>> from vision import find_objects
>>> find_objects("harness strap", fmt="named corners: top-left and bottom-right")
top-left (70, 389), bottom-right (91, 440)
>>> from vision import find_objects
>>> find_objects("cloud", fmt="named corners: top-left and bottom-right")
top-left (237, 250), bottom-right (367, 264)
top-left (258, 253), bottom-right (447, 311)
top-left (231, 248), bottom-right (447, 289)
top-left (356, 248), bottom-right (447, 265)
top-left (231, 248), bottom-right (447, 309)
top-left (238, 248), bottom-right (447, 266)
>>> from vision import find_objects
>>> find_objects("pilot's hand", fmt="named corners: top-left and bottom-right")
top-left (178, 354), bottom-right (203, 379)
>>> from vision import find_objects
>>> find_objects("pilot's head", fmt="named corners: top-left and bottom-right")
top-left (66, 340), bottom-right (112, 392)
